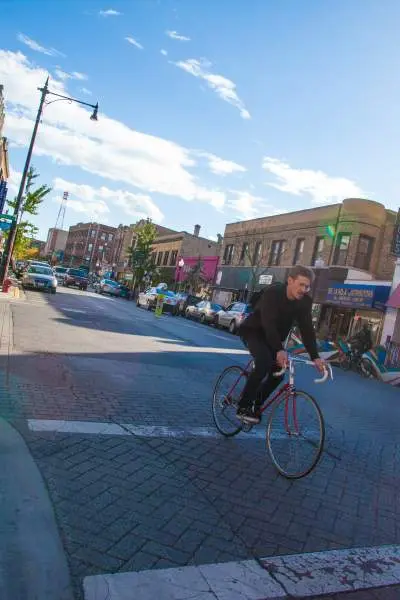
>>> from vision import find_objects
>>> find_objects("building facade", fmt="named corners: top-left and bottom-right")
top-left (112, 222), bottom-right (176, 278)
top-left (216, 198), bottom-right (398, 343)
top-left (44, 228), bottom-right (68, 258)
top-left (64, 222), bottom-right (117, 270)
top-left (151, 225), bottom-right (220, 275)
top-left (0, 86), bottom-right (9, 213)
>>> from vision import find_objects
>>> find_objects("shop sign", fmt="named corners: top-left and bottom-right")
top-left (259, 274), bottom-right (273, 285)
top-left (326, 283), bottom-right (374, 309)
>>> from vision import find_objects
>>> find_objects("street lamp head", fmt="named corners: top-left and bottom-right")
top-left (90, 102), bottom-right (99, 121)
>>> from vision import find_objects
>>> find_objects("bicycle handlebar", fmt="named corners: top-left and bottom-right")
top-left (273, 358), bottom-right (333, 384)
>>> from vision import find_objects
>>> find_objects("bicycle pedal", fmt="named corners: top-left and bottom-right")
top-left (241, 422), bottom-right (253, 433)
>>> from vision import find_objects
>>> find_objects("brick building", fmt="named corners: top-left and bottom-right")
top-left (64, 222), bottom-right (117, 270)
top-left (112, 222), bottom-right (176, 278)
top-left (216, 198), bottom-right (398, 343)
top-left (44, 228), bottom-right (68, 258)
top-left (150, 225), bottom-right (221, 276)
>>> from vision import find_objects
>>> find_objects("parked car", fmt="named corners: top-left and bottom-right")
top-left (136, 287), bottom-right (179, 314)
top-left (216, 302), bottom-right (253, 334)
top-left (54, 266), bottom-right (68, 284)
top-left (22, 265), bottom-right (57, 294)
top-left (176, 293), bottom-right (202, 316)
top-left (186, 300), bottom-right (223, 324)
top-left (63, 268), bottom-right (88, 290)
top-left (98, 279), bottom-right (121, 296)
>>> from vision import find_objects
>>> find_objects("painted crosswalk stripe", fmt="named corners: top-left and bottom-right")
top-left (83, 544), bottom-right (400, 599)
top-left (27, 419), bottom-right (266, 439)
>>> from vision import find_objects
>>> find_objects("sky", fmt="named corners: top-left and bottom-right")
top-left (1, 0), bottom-right (400, 242)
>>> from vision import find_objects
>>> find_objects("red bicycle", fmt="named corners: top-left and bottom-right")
top-left (212, 356), bottom-right (333, 479)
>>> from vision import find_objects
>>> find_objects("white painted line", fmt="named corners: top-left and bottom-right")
top-left (27, 419), bottom-right (266, 439)
top-left (83, 545), bottom-right (400, 600)
top-left (28, 419), bottom-right (127, 436)
top-left (59, 307), bottom-right (87, 314)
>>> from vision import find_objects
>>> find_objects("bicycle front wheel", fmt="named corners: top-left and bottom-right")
top-left (212, 366), bottom-right (247, 437)
top-left (267, 390), bottom-right (325, 479)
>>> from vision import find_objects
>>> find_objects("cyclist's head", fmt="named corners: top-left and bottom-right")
top-left (287, 265), bottom-right (313, 300)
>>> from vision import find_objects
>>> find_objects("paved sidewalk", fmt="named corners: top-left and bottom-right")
top-left (0, 296), bottom-right (74, 600)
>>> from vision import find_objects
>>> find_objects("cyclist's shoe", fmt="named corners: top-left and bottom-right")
top-left (236, 406), bottom-right (261, 424)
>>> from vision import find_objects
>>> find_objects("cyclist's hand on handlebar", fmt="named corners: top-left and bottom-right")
top-left (313, 358), bottom-right (326, 374)
top-left (276, 350), bottom-right (288, 369)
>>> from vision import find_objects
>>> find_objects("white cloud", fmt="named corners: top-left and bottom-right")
top-left (55, 69), bottom-right (88, 81)
top-left (227, 191), bottom-right (271, 220)
top-left (99, 9), bottom-right (121, 16)
top-left (17, 33), bottom-right (64, 58)
top-left (6, 168), bottom-right (22, 197)
top-left (53, 178), bottom-right (163, 222)
top-left (80, 87), bottom-right (92, 96)
top-left (166, 30), bottom-right (190, 42)
top-left (160, 49), bottom-right (168, 56)
top-left (125, 37), bottom-right (144, 50)
top-left (173, 58), bottom-right (250, 119)
top-left (197, 152), bottom-right (246, 176)
top-left (262, 157), bottom-right (365, 204)
top-left (2, 50), bottom-right (229, 215)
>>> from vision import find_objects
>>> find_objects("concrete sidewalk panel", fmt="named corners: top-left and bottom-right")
top-left (0, 418), bottom-right (74, 600)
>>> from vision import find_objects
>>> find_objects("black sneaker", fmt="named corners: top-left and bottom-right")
top-left (236, 406), bottom-right (261, 425)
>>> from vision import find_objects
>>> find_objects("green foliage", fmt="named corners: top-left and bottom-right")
top-left (127, 219), bottom-right (158, 288)
top-left (13, 221), bottom-right (39, 260)
top-left (8, 166), bottom-right (51, 219)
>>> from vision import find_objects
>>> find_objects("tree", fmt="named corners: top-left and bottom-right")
top-left (242, 242), bottom-right (288, 295)
top-left (7, 167), bottom-right (51, 222)
top-left (5, 167), bottom-right (50, 267)
top-left (127, 218), bottom-right (158, 290)
top-left (12, 221), bottom-right (39, 260)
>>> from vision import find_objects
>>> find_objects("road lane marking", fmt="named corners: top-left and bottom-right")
top-left (83, 545), bottom-right (400, 599)
top-left (27, 419), bottom-right (265, 439)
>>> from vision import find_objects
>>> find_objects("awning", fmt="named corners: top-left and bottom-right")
top-left (387, 284), bottom-right (400, 309)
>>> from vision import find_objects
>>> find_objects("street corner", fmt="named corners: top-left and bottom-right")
top-left (0, 417), bottom-right (74, 600)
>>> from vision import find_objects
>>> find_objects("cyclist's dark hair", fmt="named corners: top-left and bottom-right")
top-left (287, 265), bottom-right (314, 282)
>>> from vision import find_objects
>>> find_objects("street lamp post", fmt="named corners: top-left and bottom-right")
top-left (177, 258), bottom-right (185, 293)
top-left (0, 77), bottom-right (99, 285)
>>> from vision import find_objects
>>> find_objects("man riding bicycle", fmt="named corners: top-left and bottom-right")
top-left (237, 265), bottom-right (325, 424)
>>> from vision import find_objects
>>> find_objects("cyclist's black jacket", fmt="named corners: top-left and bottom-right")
top-left (239, 283), bottom-right (319, 360)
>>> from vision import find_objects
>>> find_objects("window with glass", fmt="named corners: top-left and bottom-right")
top-left (252, 241), bottom-right (262, 265)
top-left (91, 230), bottom-right (96, 238)
top-left (108, 233), bottom-right (113, 241)
top-left (223, 244), bottom-right (235, 265)
top-left (354, 235), bottom-right (374, 270)
top-left (163, 251), bottom-right (170, 265)
top-left (151, 252), bottom-right (156, 264)
top-left (334, 234), bottom-right (351, 266)
top-left (88, 243), bottom-right (93, 252)
top-left (293, 238), bottom-right (305, 265)
top-left (269, 240), bottom-right (286, 266)
top-left (101, 233), bottom-right (106, 240)
top-left (239, 242), bottom-right (249, 264)
top-left (170, 250), bottom-right (178, 265)
top-left (157, 252), bottom-right (163, 265)
top-left (312, 237), bottom-right (325, 265)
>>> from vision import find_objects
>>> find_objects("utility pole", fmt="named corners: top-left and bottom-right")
top-left (0, 78), bottom-right (98, 285)
top-left (0, 78), bottom-right (49, 283)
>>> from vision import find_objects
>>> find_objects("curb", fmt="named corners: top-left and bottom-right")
top-left (83, 545), bottom-right (400, 600)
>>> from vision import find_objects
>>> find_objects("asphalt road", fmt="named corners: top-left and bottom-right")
top-left (4, 287), bottom-right (400, 598)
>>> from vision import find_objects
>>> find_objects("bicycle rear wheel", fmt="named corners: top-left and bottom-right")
top-left (266, 390), bottom-right (325, 479)
top-left (212, 366), bottom-right (247, 437)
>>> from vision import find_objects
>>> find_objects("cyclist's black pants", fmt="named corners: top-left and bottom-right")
top-left (239, 332), bottom-right (284, 410)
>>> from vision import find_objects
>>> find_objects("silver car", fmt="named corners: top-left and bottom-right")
top-left (216, 302), bottom-right (253, 334)
top-left (22, 265), bottom-right (57, 294)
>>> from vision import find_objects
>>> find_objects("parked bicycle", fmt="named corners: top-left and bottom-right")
top-left (212, 356), bottom-right (333, 479)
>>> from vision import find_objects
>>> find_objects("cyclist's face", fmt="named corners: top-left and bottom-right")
top-left (288, 275), bottom-right (311, 300)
